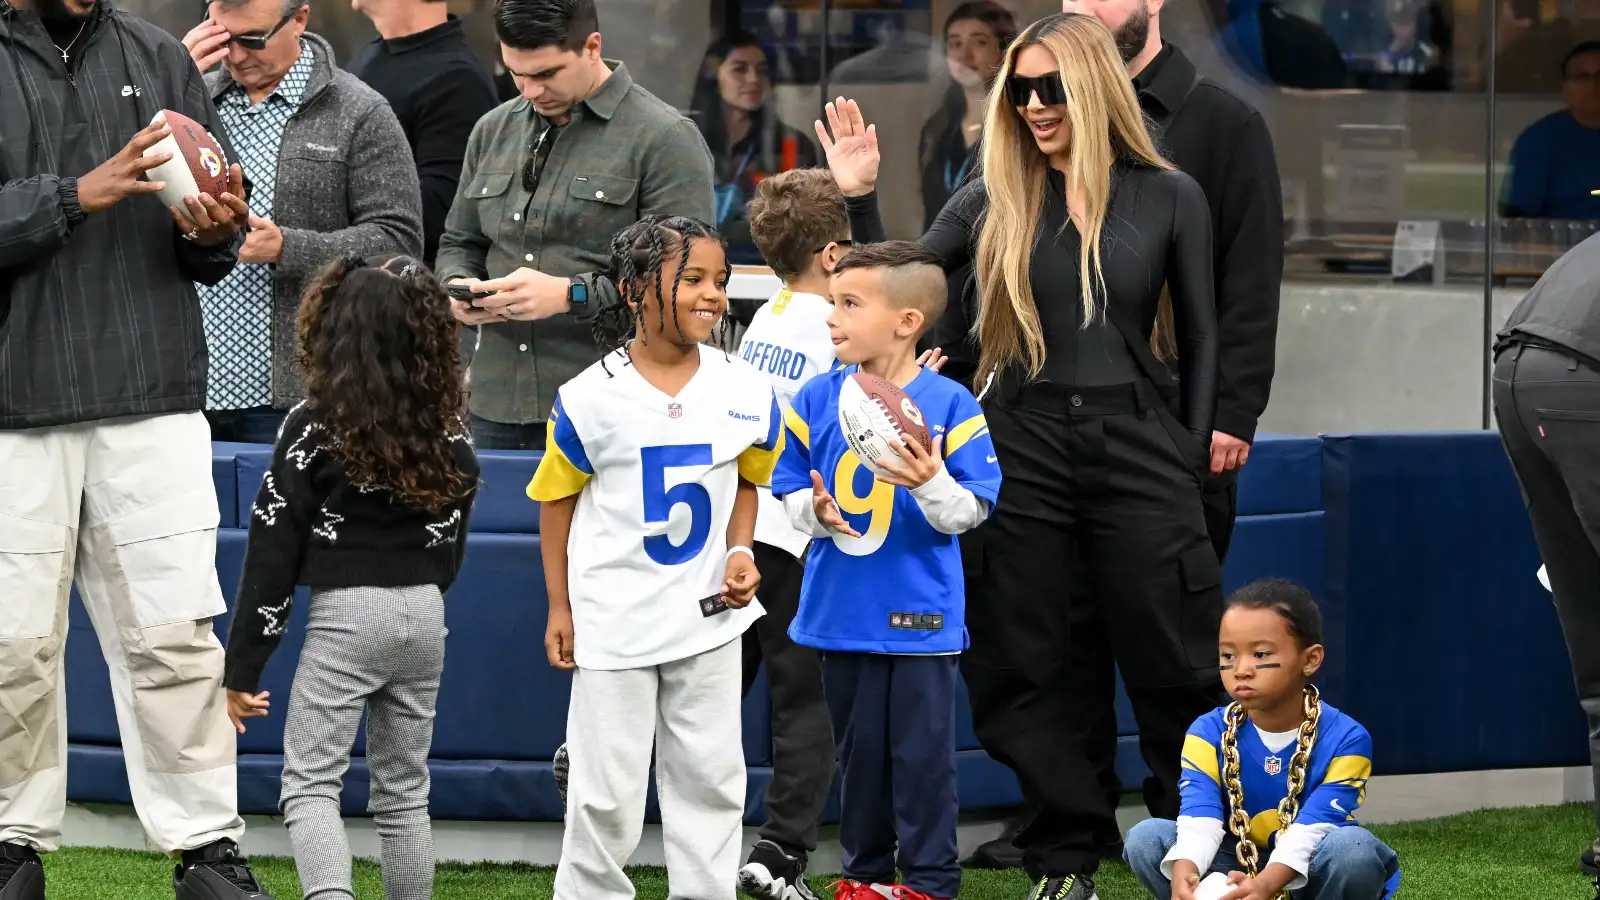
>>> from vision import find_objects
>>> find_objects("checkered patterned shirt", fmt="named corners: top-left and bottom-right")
top-left (197, 42), bottom-right (313, 410)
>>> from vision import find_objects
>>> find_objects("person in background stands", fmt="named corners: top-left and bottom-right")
top-left (436, 0), bottom-right (715, 451)
top-left (0, 0), bottom-right (274, 897)
top-left (347, 0), bottom-right (500, 267)
top-left (918, 1), bottom-right (1016, 233)
top-left (1503, 42), bottom-right (1600, 221)
top-left (1493, 233), bottom-right (1600, 898)
top-left (182, 0), bottom-right (423, 444)
top-left (688, 32), bottom-right (818, 268)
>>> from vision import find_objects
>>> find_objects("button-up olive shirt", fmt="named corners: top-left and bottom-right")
top-left (437, 60), bottom-right (715, 425)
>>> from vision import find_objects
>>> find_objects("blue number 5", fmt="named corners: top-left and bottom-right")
top-left (641, 444), bottom-right (713, 565)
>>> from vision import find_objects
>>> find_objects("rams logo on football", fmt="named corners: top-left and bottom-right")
top-left (900, 397), bottom-right (924, 427)
top-left (198, 147), bottom-right (223, 179)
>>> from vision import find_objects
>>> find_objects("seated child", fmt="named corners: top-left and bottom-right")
top-left (1124, 578), bottom-right (1402, 900)
top-left (530, 215), bottom-right (783, 900)
top-left (733, 168), bottom-right (854, 900)
top-left (770, 240), bottom-right (1003, 900)
top-left (224, 255), bottom-right (480, 900)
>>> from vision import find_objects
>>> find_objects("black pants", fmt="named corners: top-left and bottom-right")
top-left (1203, 468), bottom-right (1240, 563)
top-left (1493, 342), bottom-right (1600, 848)
top-left (961, 381), bottom-right (1225, 880)
top-left (823, 652), bottom-right (962, 899)
top-left (741, 542), bottom-right (834, 858)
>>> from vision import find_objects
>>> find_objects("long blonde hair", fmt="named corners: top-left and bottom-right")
top-left (974, 13), bottom-right (1172, 381)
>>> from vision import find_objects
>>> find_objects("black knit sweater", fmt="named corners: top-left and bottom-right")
top-left (223, 402), bottom-right (480, 693)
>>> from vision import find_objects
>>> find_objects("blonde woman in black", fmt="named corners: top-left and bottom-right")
top-left (817, 13), bottom-right (1221, 900)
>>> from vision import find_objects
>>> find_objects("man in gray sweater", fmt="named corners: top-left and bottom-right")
top-left (184, 0), bottom-right (422, 442)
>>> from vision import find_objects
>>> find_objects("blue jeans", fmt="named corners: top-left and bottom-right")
top-left (1124, 818), bottom-right (1400, 900)
top-left (205, 406), bottom-right (288, 445)
top-left (468, 414), bottom-right (545, 451)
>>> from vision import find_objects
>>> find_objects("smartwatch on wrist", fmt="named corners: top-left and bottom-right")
top-left (567, 276), bottom-right (588, 308)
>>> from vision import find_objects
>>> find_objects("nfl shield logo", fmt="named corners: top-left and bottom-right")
top-left (1264, 756), bottom-right (1283, 776)
top-left (668, 403), bottom-right (683, 419)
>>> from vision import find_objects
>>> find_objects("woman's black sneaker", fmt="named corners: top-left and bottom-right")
top-left (173, 839), bottom-right (271, 899)
top-left (1027, 874), bottom-right (1097, 900)
top-left (738, 839), bottom-right (818, 900)
top-left (0, 843), bottom-right (44, 900)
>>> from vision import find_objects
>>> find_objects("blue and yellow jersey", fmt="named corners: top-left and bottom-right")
top-left (770, 365), bottom-right (1001, 653)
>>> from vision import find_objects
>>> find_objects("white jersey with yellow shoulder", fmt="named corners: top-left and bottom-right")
top-left (526, 344), bottom-right (784, 670)
top-left (735, 288), bottom-right (838, 558)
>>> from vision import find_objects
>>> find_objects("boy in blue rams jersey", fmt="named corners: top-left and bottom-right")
top-left (771, 241), bottom-right (1002, 900)
top-left (1124, 579), bottom-right (1401, 900)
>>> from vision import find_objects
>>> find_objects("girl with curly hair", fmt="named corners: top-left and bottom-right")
top-left (222, 254), bottom-right (480, 900)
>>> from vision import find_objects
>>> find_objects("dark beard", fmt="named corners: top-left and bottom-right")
top-left (33, 0), bottom-right (92, 25)
top-left (1111, 2), bottom-right (1151, 64)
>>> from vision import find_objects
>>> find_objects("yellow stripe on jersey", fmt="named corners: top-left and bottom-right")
top-left (946, 414), bottom-right (990, 456)
top-left (1180, 734), bottom-right (1221, 785)
top-left (527, 430), bottom-right (592, 502)
top-left (1324, 754), bottom-right (1372, 806)
top-left (739, 426), bottom-right (786, 486)
top-left (783, 404), bottom-right (811, 450)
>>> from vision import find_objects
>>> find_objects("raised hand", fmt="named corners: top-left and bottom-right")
top-left (182, 19), bottom-right (230, 72)
top-left (813, 98), bottom-right (880, 197)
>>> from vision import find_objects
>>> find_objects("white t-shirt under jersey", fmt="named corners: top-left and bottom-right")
top-left (735, 288), bottom-right (838, 558)
top-left (526, 345), bottom-right (784, 670)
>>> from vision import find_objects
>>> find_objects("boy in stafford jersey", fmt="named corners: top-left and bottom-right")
top-left (732, 168), bottom-right (854, 899)
top-left (770, 241), bottom-right (1002, 900)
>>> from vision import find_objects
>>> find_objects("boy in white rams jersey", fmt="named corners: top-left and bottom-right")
top-left (732, 168), bottom-right (850, 900)
top-left (529, 217), bottom-right (784, 900)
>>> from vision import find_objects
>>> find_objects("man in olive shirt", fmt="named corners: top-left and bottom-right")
top-left (436, 0), bottom-right (715, 449)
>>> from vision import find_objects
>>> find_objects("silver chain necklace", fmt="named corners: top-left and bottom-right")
top-left (52, 17), bottom-right (87, 64)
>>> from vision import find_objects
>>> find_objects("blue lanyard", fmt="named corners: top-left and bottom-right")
top-left (945, 151), bottom-right (972, 195)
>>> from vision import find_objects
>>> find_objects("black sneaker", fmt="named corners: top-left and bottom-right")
top-left (0, 843), bottom-right (44, 900)
top-left (173, 839), bottom-right (272, 899)
top-left (1027, 874), bottom-right (1096, 900)
top-left (738, 839), bottom-right (818, 900)
top-left (554, 743), bottom-right (570, 813)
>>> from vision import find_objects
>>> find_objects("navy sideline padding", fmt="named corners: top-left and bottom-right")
top-left (58, 432), bottom-right (1584, 823)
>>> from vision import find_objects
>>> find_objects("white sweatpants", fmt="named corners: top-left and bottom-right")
top-left (554, 637), bottom-right (747, 900)
top-left (0, 412), bottom-right (243, 854)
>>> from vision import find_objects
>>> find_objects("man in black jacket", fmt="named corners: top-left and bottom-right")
top-left (962, 0), bottom-right (1285, 876)
top-left (345, 0), bottom-right (499, 267)
top-left (1494, 234), bottom-right (1600, 900)
top-left (0, 2), bottom-right (272, 898)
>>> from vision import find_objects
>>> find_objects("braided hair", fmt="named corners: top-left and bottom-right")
top-left (593, 215), bottom-right (726, 374)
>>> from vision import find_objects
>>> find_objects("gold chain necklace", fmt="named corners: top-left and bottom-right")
top-left (1220, 684), bottom-right (1322, 900)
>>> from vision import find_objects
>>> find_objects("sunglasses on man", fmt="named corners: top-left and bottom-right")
top-left (1004, 72), bottom-right (1068, 107)
top-left (221, 11), bottom-right (294, 51)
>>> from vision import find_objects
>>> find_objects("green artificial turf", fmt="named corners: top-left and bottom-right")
top-left (38, 803), bottom-right (1597, 899)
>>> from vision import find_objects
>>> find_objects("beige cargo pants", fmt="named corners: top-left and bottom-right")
top-left (0, 412), bottom-right (244, 854)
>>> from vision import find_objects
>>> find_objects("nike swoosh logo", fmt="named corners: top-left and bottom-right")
top-left (987, 455), bottom-right (997, 463)
top-left (1331, 798), bottom-right (1345, 812)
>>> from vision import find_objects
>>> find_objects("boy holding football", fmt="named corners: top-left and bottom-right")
top-left (770, 240), bottom-right (1002, 900)
top-left (734, 168), bottom-right (852, 900)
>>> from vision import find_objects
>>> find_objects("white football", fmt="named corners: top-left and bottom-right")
top-left (1194, 872), bottom-right (1233, 900)
top-left (838, 373), bottom-right (908, 478)
top-left (141, 110), bottom-right (230, 225)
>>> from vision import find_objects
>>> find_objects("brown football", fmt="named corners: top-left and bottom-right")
top-left (143, 110), bottom-right (229, 218)
top-left (849, 371), bottom-right (933, 456)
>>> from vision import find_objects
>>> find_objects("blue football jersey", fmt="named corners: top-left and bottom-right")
top-left (1180, 703), bottom-right (1401, 898)
top-left (770, 366), bottom-right (1002, 653)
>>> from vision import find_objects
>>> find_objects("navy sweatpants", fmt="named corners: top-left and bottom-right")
top-left (821, 652), bottom-right (961, 899)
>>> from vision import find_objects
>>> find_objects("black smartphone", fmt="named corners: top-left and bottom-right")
top-left (447, 283), bottom-right (497, 304)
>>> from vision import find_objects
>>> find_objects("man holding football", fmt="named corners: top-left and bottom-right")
top-left (0, 1), bottom-right (273, 898)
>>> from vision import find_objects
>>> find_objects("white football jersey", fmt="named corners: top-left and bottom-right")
top-left (527, 345), bottom-right (783, 670)
top-left (735, 289), bottom-right (837, 558)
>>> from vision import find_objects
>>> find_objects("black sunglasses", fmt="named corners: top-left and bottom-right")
top-left (1005, 73), bottom-right (1068, 106)
top-left (224, 12), bottom-right (294, 51)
